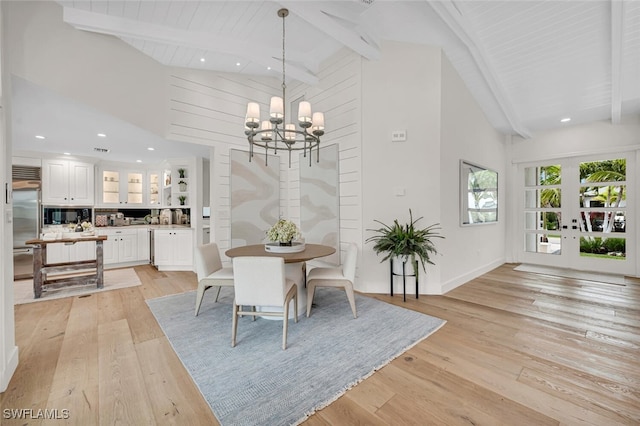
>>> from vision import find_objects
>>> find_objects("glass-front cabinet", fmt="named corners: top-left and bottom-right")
top-left (148, 172), bottom-right (160, 206)
top-left (100, 168), bottom-right (144, 206)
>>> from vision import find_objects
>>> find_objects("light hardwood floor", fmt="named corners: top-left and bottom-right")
top-left (2, 263), bottom-right (639, 425)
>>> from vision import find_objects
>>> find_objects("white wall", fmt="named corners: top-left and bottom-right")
top-left (361, 41), bottom-right (443, 294)
top-left (510, 115), bottom-right (640, 162)
top-left (5, 0), bottom-right (166, 137)
top-left (439, 53), bottom-right (507, 292)
top-left (1, 2), bottom-right (19, 393)
top-left (359, 42), bottom-right (507, 295)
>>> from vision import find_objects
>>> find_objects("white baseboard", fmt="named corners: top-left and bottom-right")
top-left (0, 345), bottom-right (19, 393)
top-left (441, 258), bottom-right (505, 294)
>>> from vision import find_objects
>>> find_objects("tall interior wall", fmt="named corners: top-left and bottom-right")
top-left (0, 1), bottom-right (19, 393)
top-left (438, 52), bottom-right (507, 292)
top-left (360, 41), bottom-right (443, 294)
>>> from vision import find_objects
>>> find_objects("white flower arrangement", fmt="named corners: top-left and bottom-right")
top-left (266, 219), bottom-right (300, 244)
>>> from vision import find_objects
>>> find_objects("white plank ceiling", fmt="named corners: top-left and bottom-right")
top-left (13, 1), bottom-right (640, 161)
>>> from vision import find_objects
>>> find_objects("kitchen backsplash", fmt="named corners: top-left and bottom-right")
top-left (42, 207), bottom-right (190, 226)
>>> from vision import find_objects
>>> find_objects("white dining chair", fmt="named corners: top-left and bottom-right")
top-left (194, 243), bottom-right (234, 316)
top-left (306, 243), bottom-right (358, 318)
top-left (231, 256), bottom-right (298, 350)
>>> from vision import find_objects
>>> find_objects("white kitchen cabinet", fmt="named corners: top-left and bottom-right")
top-left (99, 168), bottom-right (145, 206)
top-left (153, 228), bottom-right (193, 271)
top-left (42, 159), bottom-right (94, 205)
top-left (99, 229), bottom-right (138, 265)
top-left (137, 228), bottom-right (150, 261)
top-left (46, 239), bottom-right (96, 264)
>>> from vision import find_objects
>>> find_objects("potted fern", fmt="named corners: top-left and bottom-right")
top-left (366, 209), bottom-right (442, 280)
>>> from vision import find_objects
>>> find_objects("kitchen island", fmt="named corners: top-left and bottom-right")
top-left (25, 235), bottom-right (107, 299)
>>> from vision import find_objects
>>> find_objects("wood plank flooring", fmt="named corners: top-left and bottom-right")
top-left (1, 263), bottom-right (639, 425)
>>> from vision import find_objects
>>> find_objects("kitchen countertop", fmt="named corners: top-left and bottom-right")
top-left (97, 224), bottom-right (192, 230)
top-left (41, 224), bottom-right (193, 234)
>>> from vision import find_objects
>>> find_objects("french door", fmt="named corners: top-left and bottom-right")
top-left (519, 152), bottom-right (635, 275)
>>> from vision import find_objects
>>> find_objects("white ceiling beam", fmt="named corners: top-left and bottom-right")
top-left (279, 1), bottom-right (380, 61)
top-left (611, 0), bottom-right (624, 125)
top-left (62, 7), bottom-right (319, 85)
top-left (428, 0), bottom-right (531, 139)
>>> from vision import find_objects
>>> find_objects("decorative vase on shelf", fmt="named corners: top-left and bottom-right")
top-left (179, 182), bottom-right (187, 192)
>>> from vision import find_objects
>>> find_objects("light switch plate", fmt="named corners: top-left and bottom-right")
top-left (391, 130), bottom-right (407, 142)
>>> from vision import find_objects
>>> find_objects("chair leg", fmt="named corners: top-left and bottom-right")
top-left (306, 282), bottom-right (316, 317)
top-left (213, 286), bottom-right (222, 302)
top-left (194, 282), bottom-right (208, 316)
top-left (302, 262), bottom-right (307, 288)
top-left (294, 292), bottom-right (298, 323)
top-left (344, 283), bottom-right (357, 319)
top-left (231, 302), bottom-right (239, 347)
top-left (251, 305), bottom-right (256, 321)
top-left (282, 303), bottom-right (289, 350)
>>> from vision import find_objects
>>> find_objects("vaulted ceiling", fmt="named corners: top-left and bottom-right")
top-left (59, 0), bottom-right (640, 137)
top-left (13, 1), bottom-right (640, 162)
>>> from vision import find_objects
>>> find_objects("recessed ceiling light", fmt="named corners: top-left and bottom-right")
top-left (236, 62), bottom-right (241, 67)
top-left (97, 133), bottom-right (107, 137)
top-left (35, 135), bottom-right (45, 140)
top-left (267, 66), bottom-right (271, 71)
top-left (147, 147), bottom-right (155, 151)
top-left (136, 159), bottom-right (142, 163)
top-left (560, 117), bottom-right (571, 123)
top-left (200, 57), bottom-right (205, 62)
top-left (63, 152), bottom-right (71, 155)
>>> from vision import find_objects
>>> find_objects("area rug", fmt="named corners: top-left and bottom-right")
top-left (14, 267), bottom-right (142, 304)
top-left (147, 287), bottom-right (446, 426)
top-left (514, 263), bottom-right (626, 285)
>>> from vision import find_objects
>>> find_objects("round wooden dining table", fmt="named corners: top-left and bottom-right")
top-left (225, 243), bottom-right (335, 264)
top-left (225, 243), bottom-right (336, 318)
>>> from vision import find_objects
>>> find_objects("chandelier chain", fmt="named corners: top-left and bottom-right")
top-left (281, 10), bottom-right (286, 117)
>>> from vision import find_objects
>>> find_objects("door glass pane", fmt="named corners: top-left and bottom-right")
top-left (579, 236), bottom-right (625, 259)
top-left (525, 165), bottom-right (561, 186)
top-left (577, 158), bottom-right (626, 259)
top-left (524, 233), bottom-right (561, 254)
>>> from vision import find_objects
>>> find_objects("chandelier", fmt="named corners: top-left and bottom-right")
top-left (244, 8), bottom-right (325, 167)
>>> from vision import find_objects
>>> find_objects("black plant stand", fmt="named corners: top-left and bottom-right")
top-left (390, 258), bottom-right (419, 302)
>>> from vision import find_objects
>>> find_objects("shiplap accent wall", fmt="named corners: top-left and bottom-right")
top-left (166, 48), bottom-right (363, 276)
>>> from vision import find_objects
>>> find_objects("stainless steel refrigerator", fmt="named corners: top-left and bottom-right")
top-left (13, 183), bottom-right (41, 280)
